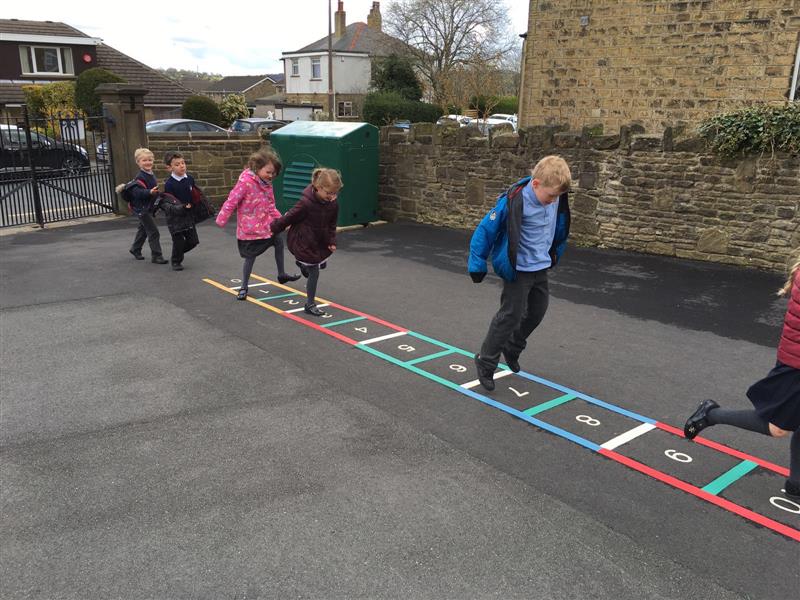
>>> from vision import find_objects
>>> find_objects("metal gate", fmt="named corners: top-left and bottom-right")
top-left (0, 107), bottom-right (115, 227)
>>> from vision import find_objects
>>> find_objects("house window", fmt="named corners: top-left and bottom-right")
top-left (291, 58), bottom-right (299, 77)
top-left (19, 46), bottom-right (74, 75)
top-left (791, 38), bottom-right (800, 101)
top-left (337, 101), bottom-right (353, 117)
top-left (311, 57), bottom-right (321, 79)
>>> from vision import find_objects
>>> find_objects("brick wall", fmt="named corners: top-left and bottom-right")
top-left (146, 133), bottom-right (266, 205)
top-left (520, 0), bottom-right (800, 133)
top-left (378, 122), bottom-right (799, 272)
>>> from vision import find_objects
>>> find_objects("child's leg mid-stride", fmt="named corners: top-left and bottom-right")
top-left (304, 265), bottom-right (325, 316)
top-left (272, 233), bottom-right (300, 284)
top-left (478, 270), bottom-right (549, 369)
top-left (170, 230), bottom-right (189, 270)
top-left (131, 213), bottom-right (165, 262)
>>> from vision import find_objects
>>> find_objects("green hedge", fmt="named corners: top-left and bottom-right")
top-left (75, 68), bottom-right (126, 117)
top-left (363, 92), bottom-right (442, 126)
top-left (697, 103), bottom-right (800, 158)
top-left (181, 95), bottom-right (224, 126)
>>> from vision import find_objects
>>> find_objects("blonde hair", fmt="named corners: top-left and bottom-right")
top-left (777, 253), bottom-right (800, 296)
top-left (531, 155), bottom-right (571, 191)
top-left (134, 147), bottom-right (154, 162)
top-left (248, 149), bottom-right (282, 176)
top-left (312, 167), bottom-right (343, 192)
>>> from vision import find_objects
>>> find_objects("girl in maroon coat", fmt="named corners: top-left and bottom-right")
top-left (270, 168), bottom-right (341, 316)
top-left (685, 254), bottom-right (800, 501)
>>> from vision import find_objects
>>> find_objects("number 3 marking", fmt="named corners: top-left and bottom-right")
top-left (665, 449), bottom-right (692, 463)
top-left (576, 415), bottom-right (600, 427)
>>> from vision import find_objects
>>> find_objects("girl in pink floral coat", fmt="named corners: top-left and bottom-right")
top-left (216, 150), bottom-right (300, 300)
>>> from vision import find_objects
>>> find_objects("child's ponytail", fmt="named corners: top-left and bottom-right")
top-left (778, 253), bottom-right (800, 296)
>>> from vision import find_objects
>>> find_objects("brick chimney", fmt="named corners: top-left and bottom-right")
top-left (335, 1), bottom-right (346, 39)
top-left (367, 1), bottom-right (382, 32)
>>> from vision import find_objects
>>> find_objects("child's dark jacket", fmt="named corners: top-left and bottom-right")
top-left (468, 176), bottom-right (570, 282)
top-left (154, 193), bottom-right (195, 234)
top-left (270, 185), bottom-right (338, 264)
top-left (126, 170), bottom-right (157, 215)
top-left (778, 271), bottom-right (800, 370)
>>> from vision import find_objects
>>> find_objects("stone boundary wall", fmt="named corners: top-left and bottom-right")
top-left (378, 122), bottom-right (799, 272)
top-left (146, 133), bottom-right (267, 205)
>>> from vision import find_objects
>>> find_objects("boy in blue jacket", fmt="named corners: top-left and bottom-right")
top-left (127, 148), bottom-right (168, 264)
top-left (469, 155), bottom-right (572, 391)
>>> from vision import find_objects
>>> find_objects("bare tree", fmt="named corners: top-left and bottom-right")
top-left (385, 0), bottom-right (513, 106)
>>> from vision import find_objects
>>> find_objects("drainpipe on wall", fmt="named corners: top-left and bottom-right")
top-left (517, 33), bottom-right (528, 128)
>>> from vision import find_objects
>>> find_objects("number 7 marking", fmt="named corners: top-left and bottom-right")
top-left (508, 387), bottom-right (529, 398)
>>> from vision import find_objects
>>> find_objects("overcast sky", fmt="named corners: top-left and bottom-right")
top-left (10, 0), bottom-right (529, 76)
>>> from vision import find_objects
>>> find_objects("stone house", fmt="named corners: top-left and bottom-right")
top-left (280, 1), bottom-right (408, 120)
top-left (204, 74), bottom-right (285, 113)
top-left (518, 0), bottom-right (800, 133)
top-left (0, 19), bottom-right (193, 121)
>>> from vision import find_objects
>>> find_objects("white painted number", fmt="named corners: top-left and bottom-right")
top-left (322, 313), bottom-right (333, 319)
top-left (508, 387), bottom-right (529, 398)
top-left (664, 449), bottom-right (693, 463)
top-left (770, 496), bottom-right (800, 514)
top-left (397, 344), bottom-right (416, 353)
top-left (449, 364), bottom-right (467, 373)
top-left (284, 299), bottom-right (299, 305)
top-left (576, 415), bottom-right (601, 427)
top-left (354, 327), bottom-right (368, 333)
top-left (231, 278), bottom-right (242, 283)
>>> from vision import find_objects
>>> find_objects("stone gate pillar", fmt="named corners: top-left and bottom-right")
top-left (97, 84), bottom-right (149, 214)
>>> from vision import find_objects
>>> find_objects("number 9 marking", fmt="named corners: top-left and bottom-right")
top-left (664, 449), bottom-right (692, 463)
top-left (576, 415), bottom-right (600, 427)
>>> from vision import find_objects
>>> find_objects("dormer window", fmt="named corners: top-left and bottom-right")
top-left (19, 46), bottom-right (75, 75)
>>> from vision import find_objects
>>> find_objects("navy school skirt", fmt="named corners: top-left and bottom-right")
top-left (238, 237), bottom-right (277, 259)
top-left (747, 361), bottom-right (800, 431)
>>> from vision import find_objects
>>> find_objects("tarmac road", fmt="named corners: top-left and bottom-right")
top-left (1, 217), bottom-right (797, 599)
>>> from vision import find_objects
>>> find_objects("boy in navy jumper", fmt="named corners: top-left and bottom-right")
top-left (162, 152), bottom-right (199, 271)
top-left (128, 148), bottom-right (168, 264)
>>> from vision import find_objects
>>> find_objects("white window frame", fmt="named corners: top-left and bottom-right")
top-left (337, 101), bottom-right (353, 117)
top-left (790, 37), bottom-right (800, 102)
top-left (291, 58), bottom-right (299, 77)
top-left (311, 57), bottom-right (321, 80)
top-left (19, 45), bottom-right (74, 75)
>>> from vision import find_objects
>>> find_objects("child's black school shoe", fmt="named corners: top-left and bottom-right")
top-left (171, 263), bottom-right (184, 271)
top-left (502, 349), bottom-right (520, 373)
top-left (152, 256), bottom-right (168, 264)
top-left (683, 399), bottom-right (719, 440)
top-left (295, 261), bottom-right (310, 278)
top-left (237, 288), bottom-right (248, 301)
top-left (130, 250), bottom-right (145, 260)
top-left (474, 354), bottom-right (495, 391)
top-left (320, 261), bottom-right (327, 270)
top-left (784, 479), bottom-right (800, 501)
top-left (278, 272), bottom-right (301, 284)
top-left (304, 303), bottom-right (326, 317)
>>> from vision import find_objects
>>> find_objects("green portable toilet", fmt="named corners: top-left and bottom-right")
top-left (270, 121), bottom-right (379, 226)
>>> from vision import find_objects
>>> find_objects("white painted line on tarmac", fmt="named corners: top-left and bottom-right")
top-left (462, 369), bottom-right (513, 389)
top-left (360, 331), bottom-right (408, 345)
top-left (600, 423), bottom-right (656, 450)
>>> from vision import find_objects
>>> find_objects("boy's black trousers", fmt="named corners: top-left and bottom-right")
top-left (170, 227), bottom-right (199, 265)
top-left (478, 269), bottom-right (549, 369)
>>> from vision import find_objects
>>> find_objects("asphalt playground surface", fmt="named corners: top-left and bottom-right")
top-left (1, 216), bottom-right (798, 599)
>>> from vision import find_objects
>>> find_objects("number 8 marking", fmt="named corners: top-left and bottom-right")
top-left (576, 415), bottom-right (600, 427)
top-left (449, 364), bottom-right (467, 373)
top-left (665, 449), bottom-right (692, 463)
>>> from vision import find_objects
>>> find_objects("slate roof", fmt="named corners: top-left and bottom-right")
top-left (205, 74), bottom-right (284, 93)
top-left (0, 19), bottom-right (192, 106)
top-left (177, 77), bottom-right (216, 92)
top-left (286, 22), bottom-right (408, 57)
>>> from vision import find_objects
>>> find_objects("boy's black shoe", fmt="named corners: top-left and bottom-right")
top-left (278, 272), bottom-right (302, 284)
top-left (784, 479), bottom-right (800, 501)
top-left (304, 303), bottom-right (326, 317)
top-left (474, 354), bottom-right (495, 391)
top-left (130, 250), bottom-right (144, 260)
top-left (502, 349), bottom-right (520, 373)
top-left (171, 263), bottom-right (184, 271)
top-left (683, 399), bottom-right (719, 440)
top-left (319, 261), bottom-right (327, 270)
top-left (237, 288), bottom-right (248, 301)
top-left (152, 256), bottom-right (168, 264)
top-left (295, 261), bottom-right (310, 278)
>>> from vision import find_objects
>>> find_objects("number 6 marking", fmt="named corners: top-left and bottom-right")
top-left (770, 496), bottom-right (800, 514)
top-left (665, 449), bottom-right (692, 463)
top-left (576, 415), bottom-right (600, 427)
